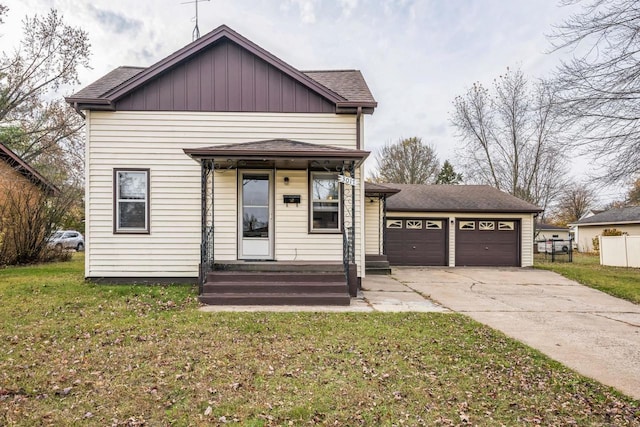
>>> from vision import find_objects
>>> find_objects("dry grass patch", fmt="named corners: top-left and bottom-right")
top-left (1, 255), bottom-right (638, 425)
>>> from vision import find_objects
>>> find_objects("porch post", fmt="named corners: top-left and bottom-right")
top-left (199, 159), bottom-right (214, 293)
top-left (382, 195), bottom-right (387, 255)
top-left (342, 160), bottom-right (357, 296)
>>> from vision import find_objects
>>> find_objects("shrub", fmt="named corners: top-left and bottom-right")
top-left (0, 179), bottom-right (77, 266)
top-left (592, 228), bottom-right (626, 254)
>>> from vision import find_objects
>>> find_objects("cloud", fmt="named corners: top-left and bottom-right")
top-left (338, 0), bottom-right (358, 17)
top-left (87, 4), bottom-right (143, 34)
top-left (285, 0), bottom-right (318, 24)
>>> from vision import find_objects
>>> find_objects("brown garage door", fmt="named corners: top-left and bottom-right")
top-left (386, 218), bottom-right (447, 266)
top-left (455, 219), bottom-right (520, 266)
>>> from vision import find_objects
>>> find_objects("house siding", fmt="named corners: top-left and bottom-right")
top-left (85, 110), bottom-right (359, 278)
top-left (576, 224), bottom-right (640, 252)
top-left (115, 40), bottom-right (336, 114)
top-left (386, 211), bottom-right (535, 267)
top-left (364, 197), bottom-right (382, 254)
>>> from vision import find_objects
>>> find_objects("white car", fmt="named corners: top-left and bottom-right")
top-left (48, 230), bottom-right (85, 251)
top-left (537, 240), bottom-right (570, 254)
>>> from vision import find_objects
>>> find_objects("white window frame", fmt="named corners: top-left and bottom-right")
top-left (498, 221), bottom-right (515, 231)
top-left (114, 168), bottom-right (150, 234)
top-left (310, 172), bottom-right (341, 233)
top-left (386, 219), bottom-right (402, 229)
top-left (426, 220), bottom-right (443, 229)
top-left (479, 221), bottom-right (495, 231)
top-left (406, 220), bottom-right (422, 229)
top-left (459, 221), bottom-right (475, 230)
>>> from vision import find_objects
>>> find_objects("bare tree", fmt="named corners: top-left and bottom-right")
top-left (451, 68), bottom-right (567, 211)
top-left (0, 7), bottom-right (89, 184)
top-left (0, 179), bottom-right (76, 265)
top-left (370, 137), bottom-right (440, 184)
top-left (549, 0), bottom-right (640, 183)
top-left (627, 178), bottom-right (640, 206)
top-left (551, 182), bottom-right (598, 225)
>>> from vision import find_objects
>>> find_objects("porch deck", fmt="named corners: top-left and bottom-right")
top-left (199, 261), bottom-right (353, 306)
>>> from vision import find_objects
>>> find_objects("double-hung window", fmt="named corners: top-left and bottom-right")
top-left (114, 169), bottom-right (149, 233)
top-left (310, 172), bottom-right (340, 232)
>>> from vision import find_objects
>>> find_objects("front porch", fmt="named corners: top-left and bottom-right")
top-left (183, 139), bottom-right (369, 305)
top-left (200, 261), bottom-right (357, 305)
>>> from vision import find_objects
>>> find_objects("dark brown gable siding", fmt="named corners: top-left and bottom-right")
top-left (115, 40), bottom-right (336, 113)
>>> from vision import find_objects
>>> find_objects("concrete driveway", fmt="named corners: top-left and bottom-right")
top-left (387, 266), bottom-right (640, 400)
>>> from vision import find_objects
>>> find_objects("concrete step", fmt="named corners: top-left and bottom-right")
top-left (365, 267), bottom-right (392, 275)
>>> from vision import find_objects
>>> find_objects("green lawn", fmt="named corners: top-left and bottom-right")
top-left (1, 255), bottom-right (638, 425)
top-left (535, 252), bottom-right (640, 304)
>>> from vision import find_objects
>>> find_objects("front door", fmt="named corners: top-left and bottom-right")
top-left (239, 171), bottom-right (273, 259)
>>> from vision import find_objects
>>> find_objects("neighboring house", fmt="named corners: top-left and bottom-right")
top-left (535, 223), bottom-right (570, 241)
top-left (570, 206), bottom-right (640, 252)
top-left (65, 25), bottom-right (376, 305)
top-left (366, 184), bottom-right (541, 267)
top-left (0, 142), bottom-right (57, 198)
top-left (534, 223), bottom-right (571, 254)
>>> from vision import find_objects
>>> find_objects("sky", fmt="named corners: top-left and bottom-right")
top-left (0, 0), bottom-right (625, 202)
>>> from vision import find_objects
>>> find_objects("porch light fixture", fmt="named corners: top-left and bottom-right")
top-left (284, 176), bottom-right (290, 185)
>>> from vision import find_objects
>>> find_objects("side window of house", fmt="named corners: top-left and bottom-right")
top-left (114, 169), bottom-right (149, 233)
top-left (310, 172), bottom-right (340, 232)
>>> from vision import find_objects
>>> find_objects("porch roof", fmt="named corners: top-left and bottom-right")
top-left (364, 182), bottom-right (401, 197)
top-left (183, 139), bottom-right (370, 169)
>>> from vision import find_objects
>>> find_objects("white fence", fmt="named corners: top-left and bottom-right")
top-left (599, 235), bottom-right (640, 268)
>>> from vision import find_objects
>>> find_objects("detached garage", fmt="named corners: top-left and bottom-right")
top-left (381, 184), bottom-right (541, 267)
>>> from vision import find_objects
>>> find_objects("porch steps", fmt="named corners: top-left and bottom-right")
top-left (199, 263), bottom-right (350, 306)
top-left (365, 255), bottom-right (392, 275)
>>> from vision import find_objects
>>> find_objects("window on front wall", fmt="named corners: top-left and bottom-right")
top-left (310, 172), bottom-right (340, 232)
top-left (114, 169), bottom-right (149, 233)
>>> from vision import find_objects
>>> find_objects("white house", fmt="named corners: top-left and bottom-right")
top-left (66, 25), bottom-right (376, 305)
top-left (570, 207), bottom-right (640, 252)
top-left (67, 25), bottom-right (543, 305)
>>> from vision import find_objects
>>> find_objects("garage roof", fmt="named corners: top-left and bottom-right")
top-left (385, 184), bottom-right (542, 213)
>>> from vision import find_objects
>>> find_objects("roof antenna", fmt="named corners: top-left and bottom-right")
top-left (181, 0), bottom-right (210, 41)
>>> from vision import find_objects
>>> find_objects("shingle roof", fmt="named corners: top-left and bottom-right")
top-left (573, 206), bottom-right (640, 225)
top-left (536, 223), bottom-right (569, 231)
top-left (69, 66), bottom-right (375, 106)
top-left (184, 139), bottom-right (369, 160)
top-left (384, 184), bottom-right (542, 213)
top-left (67, 26), bottom-right (375, 109)
top-left (303, 70), bottom-right (376, 105)
top-left (0, 143), bottom-right (58, 195)
top-left (69, 66), bottom-right (144, 100)
top-left (364, 182), bottom-right (401, 197)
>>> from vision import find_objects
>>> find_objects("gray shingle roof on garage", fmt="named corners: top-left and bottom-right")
top-left (384, 184), bottom-right (542, 213)
top-left (572, 206), bottom-right (640, 225)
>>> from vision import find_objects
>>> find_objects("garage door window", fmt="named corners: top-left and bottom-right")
top-left (386, 219), bottom-right (402, 228)
top-left (459, 221), bottom-right (475, 230)
top-left (479, 221), bottom-right (495, 230)
top-left (406, 220), bottom-right (422, 229)
top-left (498, 221), bottom-right (515, 231)
top-left (426, 220), bottom-right (442, 229)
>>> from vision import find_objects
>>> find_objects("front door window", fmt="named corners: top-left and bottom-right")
top-left (239, 172), bottom-right (272, 259)
top-left (242, 175), bottom-right (269, 238)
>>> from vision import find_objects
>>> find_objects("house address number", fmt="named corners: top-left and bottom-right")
top-left (338, 175), bottom-right (358, 186)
